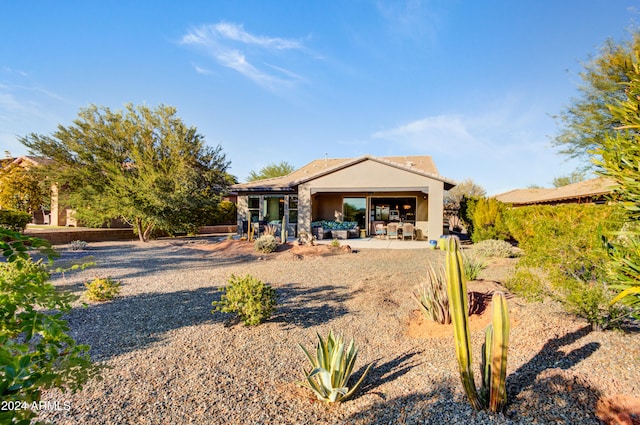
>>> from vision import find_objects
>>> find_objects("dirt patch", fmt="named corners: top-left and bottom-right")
top-left (597, 395), bottom-right (640, 425)
top-left (182, 239), bottom-right (348, 260)
top-left (407, 279), bottom-right (517, 339)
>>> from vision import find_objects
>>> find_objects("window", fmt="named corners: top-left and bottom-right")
top-left (343, 197), bottom-right (366, 228)
top-left (288, 195), bottom-right (298, 223)
top-left (264, 195), bottom-right (284, 222)
top-left (248, 196), bottom-right (260, 222)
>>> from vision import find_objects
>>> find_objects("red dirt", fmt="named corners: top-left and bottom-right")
top-left (182, 239), bottom-right (348, 260)
top-left (407, 279), bottom-right (518, 339)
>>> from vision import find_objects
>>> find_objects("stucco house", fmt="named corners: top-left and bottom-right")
top-left (231, 155), bottom-right (456, 240)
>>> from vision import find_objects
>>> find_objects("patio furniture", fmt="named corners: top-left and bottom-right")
top-left (387, 223), bottom-right (399, 240)
top-left (374, 222), bottom-right (386, 239)
top-left (331, 229), bottom-right (348, 240)
top-left (402, 223), bottom-right (415, 240)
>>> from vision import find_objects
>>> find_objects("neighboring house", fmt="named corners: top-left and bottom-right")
top-left (1, 156), bottom-right (74, 226)
top-left (493, 177), bottom-right (616, 207)
top-left (231, 154), bottom-right (456, 240)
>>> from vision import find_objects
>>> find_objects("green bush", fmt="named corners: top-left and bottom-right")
top-left (212, 274), bottom-right (277, 325)
top-left (330, 238), bottom-right (341, 248)
top-left (0, 209), bottom-right (32, 232)
top-left (84, 276), bottom-right (121, 301)
top-left (473, 239), bottom-right (517, 258)
top-left (0, 228), bottom-right (98, 424)
top-left (469, 198), bottom-right (510, 243)
top-left (503, 204), bottom-right (622, 329)
top-left (505, 267), bottom-right (548, 302)
top-left (254, 235), bottom-right (278, 253)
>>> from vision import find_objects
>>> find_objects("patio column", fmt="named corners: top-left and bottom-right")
top-left (427, 181), bottom-right (444, 240)
top-left (297, 184), bottom-right (312, 234)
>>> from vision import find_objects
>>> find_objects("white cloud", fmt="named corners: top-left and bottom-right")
top-left (180, 22), bottom-right (306, 92)
top-left (372, 114), bottom-right (478, 153)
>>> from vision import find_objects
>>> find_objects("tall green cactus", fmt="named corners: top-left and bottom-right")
top-left (281, 215), bottom-right (288, 243)
top-left (445, 236), bottom-right (510, 412)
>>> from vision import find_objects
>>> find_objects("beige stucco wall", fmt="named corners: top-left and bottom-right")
top-left (297, 159), bottom-right (446, 239)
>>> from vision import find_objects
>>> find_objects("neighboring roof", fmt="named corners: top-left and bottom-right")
top-left (232, 155), bottom-right (456, 191)
top-left (494, 177), bottom-right (616, 205)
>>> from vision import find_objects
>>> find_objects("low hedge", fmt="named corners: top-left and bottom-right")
top-left (0, 209), bottom-right (32, 232)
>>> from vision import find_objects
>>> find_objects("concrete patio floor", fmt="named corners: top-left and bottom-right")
top-left (314, 236), bottom-right (434, 250)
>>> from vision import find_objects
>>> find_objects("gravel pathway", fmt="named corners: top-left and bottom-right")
top-left (37, 239), bottom-right (640, 424)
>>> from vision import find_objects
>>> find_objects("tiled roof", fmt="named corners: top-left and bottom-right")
top-left (231, 155), bottom-right (454, 191)
top-left (494, 177), bottom-right (616, 205)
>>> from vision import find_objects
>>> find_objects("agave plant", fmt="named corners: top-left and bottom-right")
top-left (413, 262), bottom-right (451, 324)
top-left (298, 330), bottom-right (372, 403)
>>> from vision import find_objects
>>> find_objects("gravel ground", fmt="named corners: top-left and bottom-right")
top-left (37, 239), bottom-right (640, 424)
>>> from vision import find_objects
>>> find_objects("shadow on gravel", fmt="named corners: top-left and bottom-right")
top-left (51, 242), bottom-right (252, 281)
top-left (360, 350), bottom-right (424, 395)
top-left (346, 374), bottom-right (603, 424)
top-left (65, 286), bottom-right (222, 361)
top-left (508, 325), bottom-right (600, 400)
top-left (272, 283), bottom-right (353, 328)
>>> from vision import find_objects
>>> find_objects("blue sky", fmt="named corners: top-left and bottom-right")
top-left (1, 1), bottom-right (637, 195)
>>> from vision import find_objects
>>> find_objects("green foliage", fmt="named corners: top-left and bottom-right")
top-left (413, 262), bottom-right (451, 324)
top-left (20, 104), bottom-right (233, 242)
top-left (592, 57), bottom-right (640, 319)
top-left (470, 198), bottom-right (510, 243)
top-left (445, 237), bottom-right (510, 412)
top-left (211, 274), bottom-right (276, 326)
top-left (552, 170), bottom-right (586, 188)
top-left (0, 162), bottom-right (49, 213)
top-left (330, 238), bottom-right (341, 248)
top-left (298, 330), bottom-right (372, 403)
top-left (0, 209), bottom-right (32, 232)
top-left (505, 267), bottom-right (547, 302)
top-left (247, 161), bottom-right (295, 182)
top-left (504, 204), bottom-right (623, 329)
top-left (552, 29), bottom-right (640, 165)
top-left (212, 200), bottom-right (237, 225)
top-left (254, 235), bottom-right (278, 253)
top-left (84, 277), bottom-right (121, 301)
top-left (0, 228), bottom-right (99, 424)
top-left (462, 251), bottom-right (486, 281)
top-left (564, 281), bottom-right (627, 331)
top-left (473, 239), bottom-right (517, 258)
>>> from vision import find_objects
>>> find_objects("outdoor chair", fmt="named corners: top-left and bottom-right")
top-left (387, 223), bottom-right (399, 240)
top-left (375, 222), bottom-right (386, 239)
top-left (402, 223), bottom-right (415, 240)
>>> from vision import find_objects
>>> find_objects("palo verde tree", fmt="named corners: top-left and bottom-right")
top-left (21, 104), bottom-right (232, 242)
top-left (247, 161), bottom-right (295, 181)
top-left (553, 29), bottom-right (640, 167)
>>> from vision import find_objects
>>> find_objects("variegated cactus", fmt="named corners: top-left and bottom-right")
top-left (445, 236), bottom-right (510, 412)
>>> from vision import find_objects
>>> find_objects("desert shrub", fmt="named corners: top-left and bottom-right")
top-left (212, 274), bottom-right (276, 325)
top-left (503, 203), bottom-right (623, 329)
top-left (330, 238), bottom-right (341, 248)
top-left (70, 240), bottom-right (88, 251)
top-left (262, 224), bottom-right (278, 236)
top-left (469, 198), bottom-right (511, 243)
top-left (84, 276), bottom-right (121, 301)
top-left (473, 239), bottom-right (517, 258)
top-left (505, 267), bottom-right (548, 302)
top-left (564, 281), bottom-right (627, 331)
top-left (462, 251), bottom-right (486, 281)
top-left (0, 228), bottom-right (98, 424)
top-left (413, 262), bottom-right (450, 324)
top-left (0, 209), bottom-right (32, 232)
top-left (254, 235), bottom-right (278, 253)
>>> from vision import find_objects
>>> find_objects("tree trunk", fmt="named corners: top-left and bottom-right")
top-left (143, 223), bottom-right (154, 242)
top-left (135, 217), bottom-right (146, 242)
